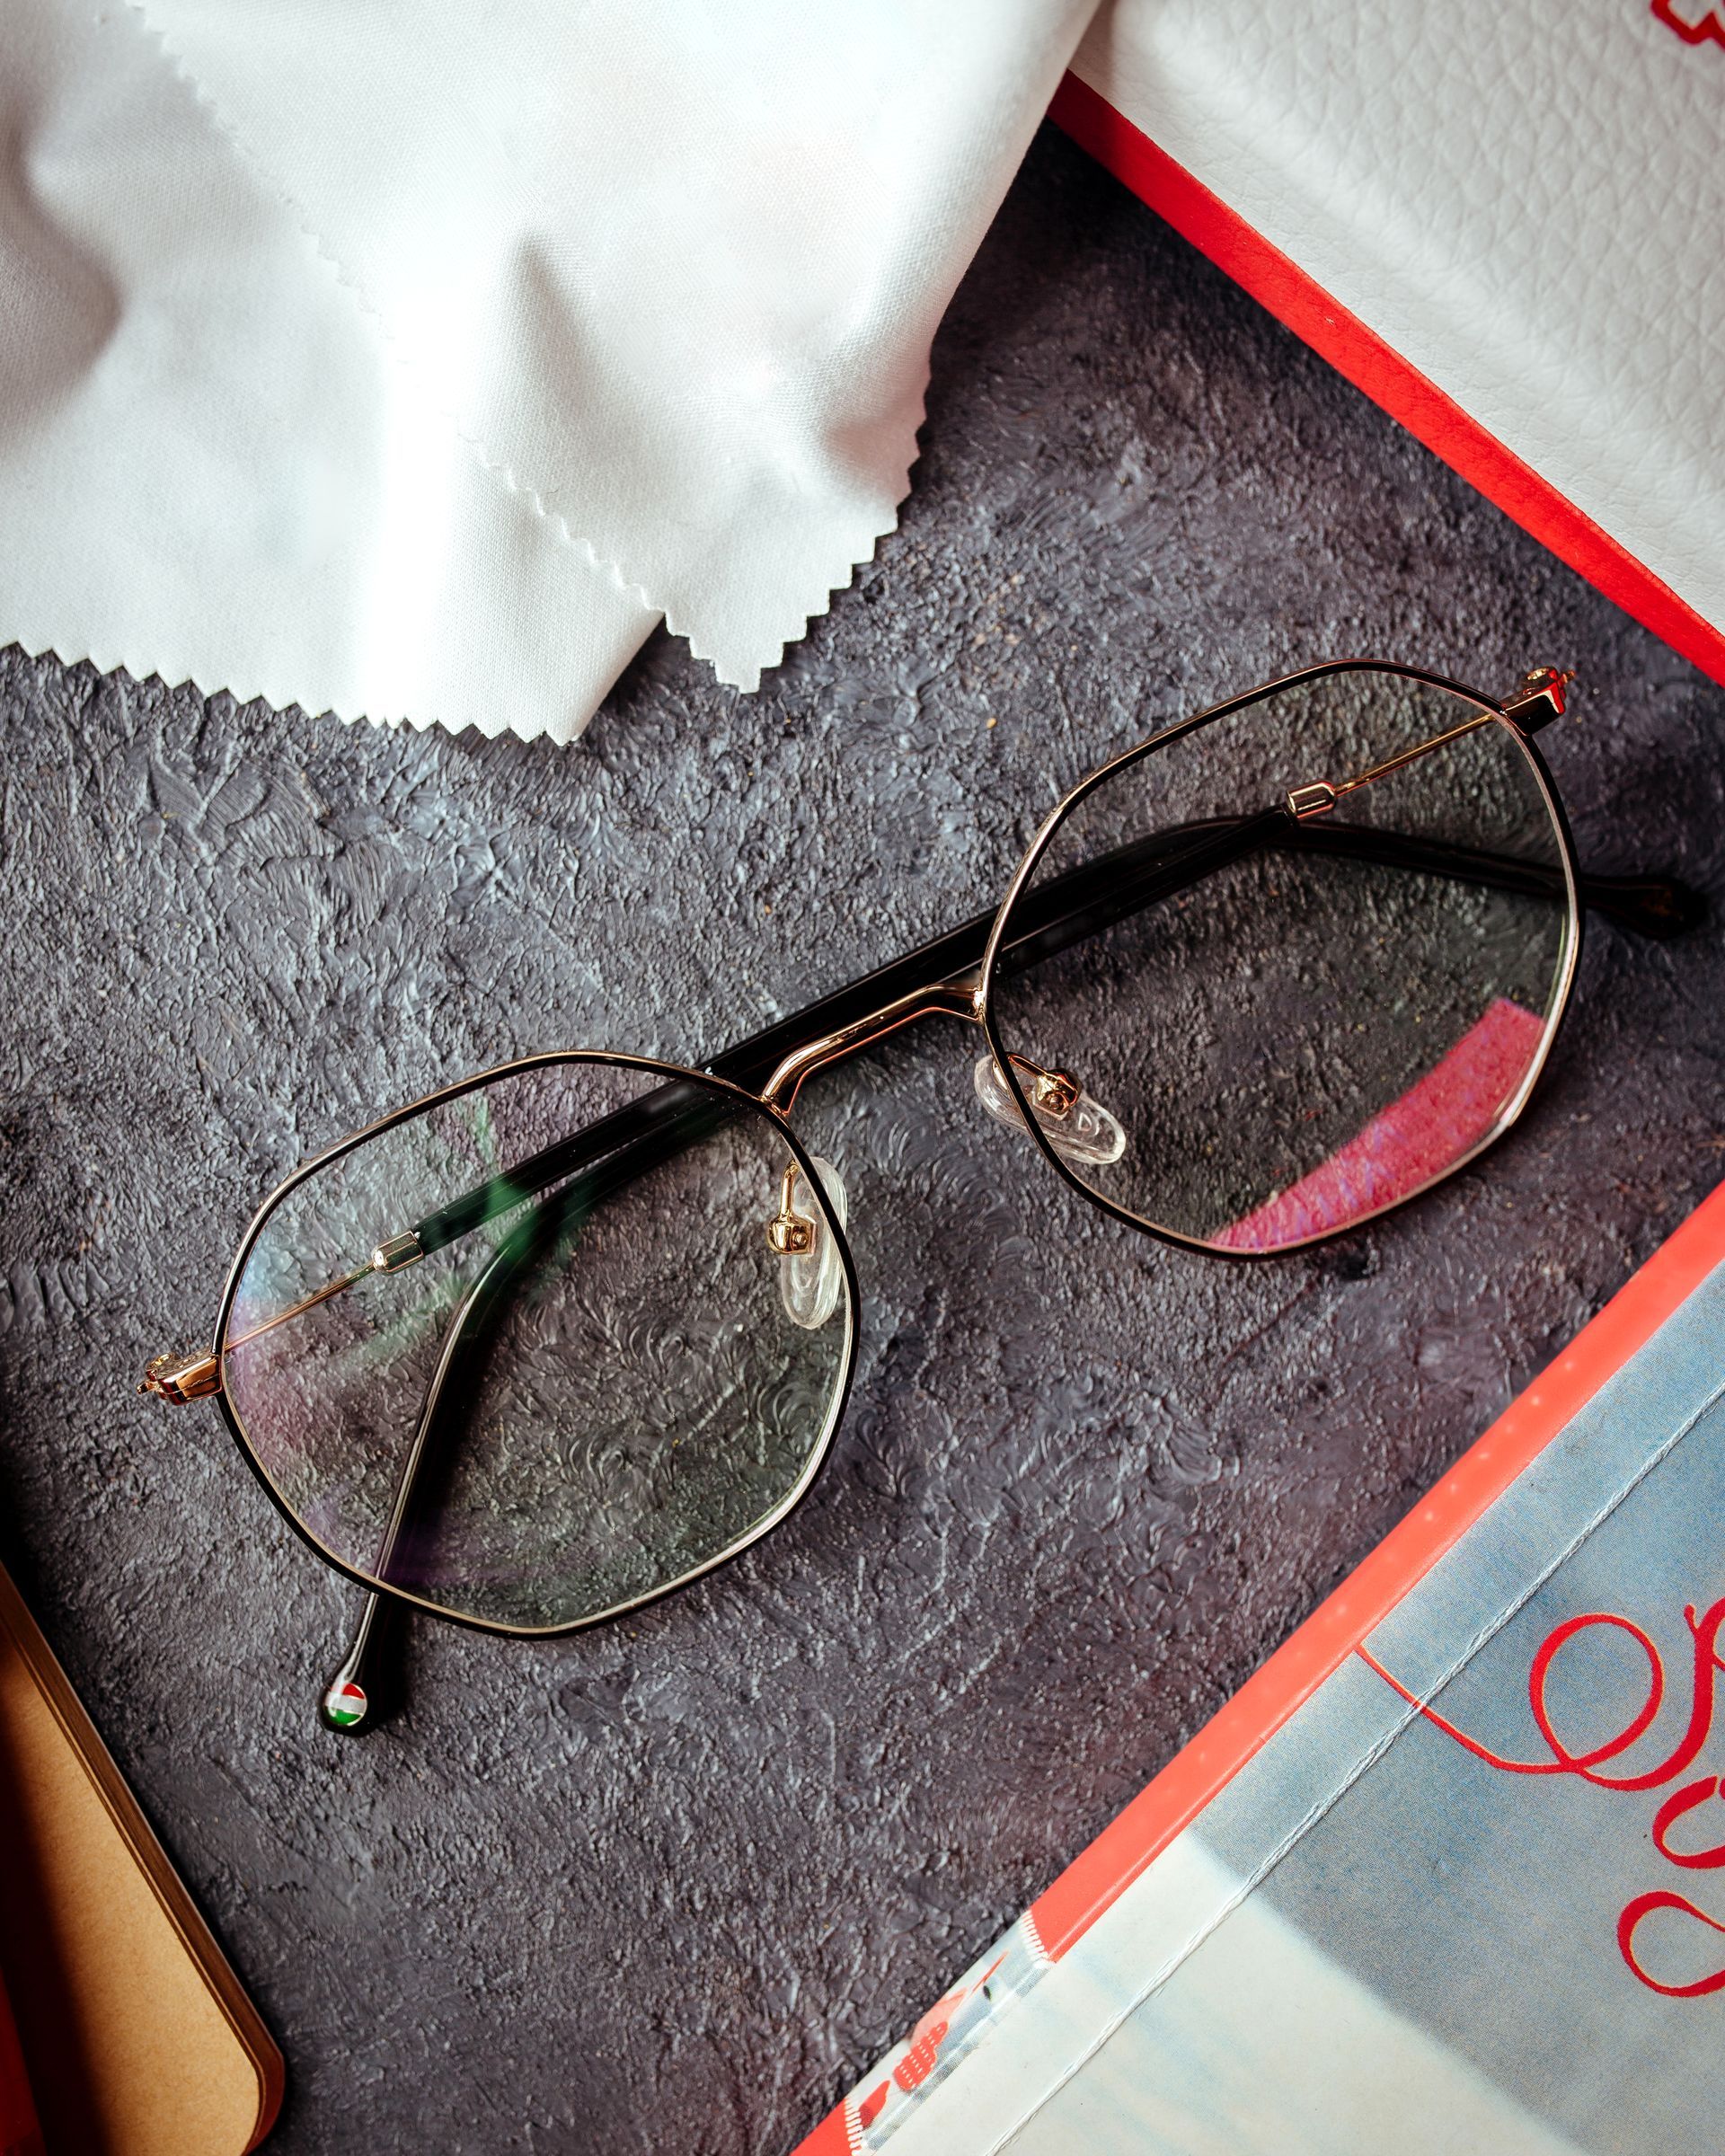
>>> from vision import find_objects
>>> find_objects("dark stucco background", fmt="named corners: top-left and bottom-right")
top-left (3, 127), bottom-right (1722, 2154)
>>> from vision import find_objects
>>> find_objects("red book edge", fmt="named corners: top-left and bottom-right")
top-left (1046, 72), bottom-right (1725, 698)
top-left (795, 1174), bottom-right (1725, 2153)
top-left (0, 1962), bottom-right (42, 2156)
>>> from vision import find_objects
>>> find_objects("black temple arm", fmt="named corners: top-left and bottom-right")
top-left (406, 812), bottom-right (1704, 1257)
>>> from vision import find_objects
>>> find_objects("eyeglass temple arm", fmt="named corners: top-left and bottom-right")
top-left (396, 813), bottom-right (1697, 1264)
top-left (321, 1183), bottom-right (606, 1729)
top-left (1270, 825), bottom-right (1698, 941)
top-left (357, 1175), bottom-right (612, 1599)
top-left (321, 1127), bottom-right (744, 1727)
top-left (314, 809), bottom-right (1703, 1723)
top-left (709, 825), bottom-right (1694, 1089)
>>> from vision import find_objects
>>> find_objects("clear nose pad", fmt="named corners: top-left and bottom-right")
top-left (973, 1054), bottom-right (1127, 1169)
top-left (766, 1157), bottom-right (848, 1330)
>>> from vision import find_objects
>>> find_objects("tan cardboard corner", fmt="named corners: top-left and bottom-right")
top-left (0, 1564), bottom-right (283, 2154)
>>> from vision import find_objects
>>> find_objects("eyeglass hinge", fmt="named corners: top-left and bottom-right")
top-left (137, 1348), bottom-right (222, 1403)
top-left (1499, 666), bottom-right (1575, 733)
top-left (1284, 781), bottom-right (1337, 820)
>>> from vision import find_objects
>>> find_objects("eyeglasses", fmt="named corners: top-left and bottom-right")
top-left (142, 661), bottom-right (1699, 1732)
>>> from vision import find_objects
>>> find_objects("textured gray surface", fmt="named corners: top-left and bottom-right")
top-left (1, 125), bottom-right (1722, 2154)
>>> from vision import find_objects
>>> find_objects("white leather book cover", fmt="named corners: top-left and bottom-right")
top-left (1051, 2), bottom-right (1725, 691)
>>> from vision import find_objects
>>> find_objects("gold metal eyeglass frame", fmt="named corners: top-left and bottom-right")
top-left (136, 658), bottom-right (1704, 1729)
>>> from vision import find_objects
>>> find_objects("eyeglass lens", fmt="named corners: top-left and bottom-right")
top-left (986, 670), bottom-right (1574, 1250)
top-left (221, 1059), bottom-right (853, 1630)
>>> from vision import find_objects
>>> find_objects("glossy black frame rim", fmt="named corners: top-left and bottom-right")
top-left (210, 1050), bottom-right (862, 1639)
top-left (976, 659), bottom-right (1584, 1259)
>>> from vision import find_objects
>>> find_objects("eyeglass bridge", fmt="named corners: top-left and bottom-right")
top-left (1499, 666), bottom-right (1574, 731)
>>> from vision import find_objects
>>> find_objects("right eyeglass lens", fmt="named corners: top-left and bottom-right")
top-left (986, 669), bottom-right (1576, 1251)
top-left (218, 1057), bottom-right (853, 1631)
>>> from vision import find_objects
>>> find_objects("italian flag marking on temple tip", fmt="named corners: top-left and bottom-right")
top-left (323, 1679), bottom-right (367, 1729)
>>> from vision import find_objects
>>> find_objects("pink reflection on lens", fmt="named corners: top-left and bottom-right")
top-left (1214, 997), bottom-right (1547, 1251)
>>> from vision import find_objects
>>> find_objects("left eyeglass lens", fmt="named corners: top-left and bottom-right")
top-left (220, 1060), bottom-right (852, 1630)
